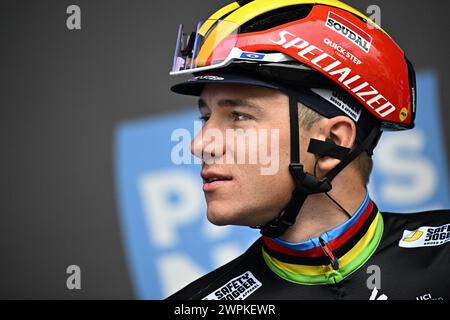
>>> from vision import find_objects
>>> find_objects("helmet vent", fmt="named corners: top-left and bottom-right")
top-left (236, 0), bottom-right (254, 6)
top-left (240, 4), bottom-right (313, 33)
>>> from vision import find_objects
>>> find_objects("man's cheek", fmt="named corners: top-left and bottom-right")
top-left (259, 128), bottom-right (280, 176)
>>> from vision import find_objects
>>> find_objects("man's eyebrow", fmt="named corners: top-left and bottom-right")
top-left (197, 98), bottom-right (262, 112)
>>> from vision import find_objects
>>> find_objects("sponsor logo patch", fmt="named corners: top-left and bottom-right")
top-left (203, 271), bottom-right (262, 300)
top-left (399, 223), bottom-right (450, 248)
top-left (326, 11), bottom-right (373, 53)
top-left (311, 88), bottom-right (362, 122)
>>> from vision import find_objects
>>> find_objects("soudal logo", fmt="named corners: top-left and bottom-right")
top-left (399, 223), bottom-right (450, 248)
top-left (202, 271), bottom-right (262, 300)
top-left (268, 31), bottom-right (396, 119)
top-left (326, 11), bottom-right (373, 53)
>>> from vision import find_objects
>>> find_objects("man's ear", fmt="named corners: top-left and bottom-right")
top-left (316, 116), bottom-right (356, 174)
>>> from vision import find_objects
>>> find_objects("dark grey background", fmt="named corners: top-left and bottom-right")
top-left (0, 0), bottom-right (448, 299)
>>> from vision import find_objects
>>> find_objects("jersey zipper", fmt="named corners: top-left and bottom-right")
top-left (319, 237), bottom-right (339, 270)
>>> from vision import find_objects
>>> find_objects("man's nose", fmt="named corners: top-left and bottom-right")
top-left (190, 122), bottom-right (226, 161)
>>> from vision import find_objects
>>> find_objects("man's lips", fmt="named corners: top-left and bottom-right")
top-left (201, 171), bottom-right (233, 192)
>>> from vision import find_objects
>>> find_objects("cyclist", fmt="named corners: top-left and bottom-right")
top-left (167, 0), bottom-right (450, 300)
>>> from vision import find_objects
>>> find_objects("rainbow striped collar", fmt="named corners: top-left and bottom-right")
top-left (262, 193), bottom-right (384, 285)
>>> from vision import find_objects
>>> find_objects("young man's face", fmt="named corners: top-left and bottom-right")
top-left (191, 84), bottom-right (318, 227)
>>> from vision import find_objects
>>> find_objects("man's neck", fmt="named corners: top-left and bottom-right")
top-left (279, 181), bottom-right (367, 243)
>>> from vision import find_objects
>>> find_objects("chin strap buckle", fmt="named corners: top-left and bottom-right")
top-left (289, 163), bottom-right (332, 194)
top-left (260, 164), bottom-right (333, 238)
top-left (259, 209), bottom-right (294, 238)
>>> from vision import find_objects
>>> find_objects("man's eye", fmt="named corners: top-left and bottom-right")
top-left (231, 111), bottom-right (252, 122)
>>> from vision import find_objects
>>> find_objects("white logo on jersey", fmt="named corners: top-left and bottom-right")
top-left (369, 287), bottom-right (388, 300)
top-left (202, 271), bottom-right (262, 300)
top-left (399, 224), bottom-right (450, 248)
top-left (416, 293), bottom-right (444, 300)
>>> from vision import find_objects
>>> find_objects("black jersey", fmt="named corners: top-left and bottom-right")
top-left (167, 195), bottom-right (450, 300)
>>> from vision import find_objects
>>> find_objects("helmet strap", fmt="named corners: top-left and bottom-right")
top-left (259, 93), bottom-right (381, 238)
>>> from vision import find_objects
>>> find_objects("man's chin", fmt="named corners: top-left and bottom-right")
top-left (205, 205), bottom-right (261, 227)
top-left (206, 210), bottom-right (234, 226)
top-left (205, 204), bottom-right (245, 226)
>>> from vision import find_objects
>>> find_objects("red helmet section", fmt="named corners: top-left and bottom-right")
top-left (211, 5), bottom-right (414, 129)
